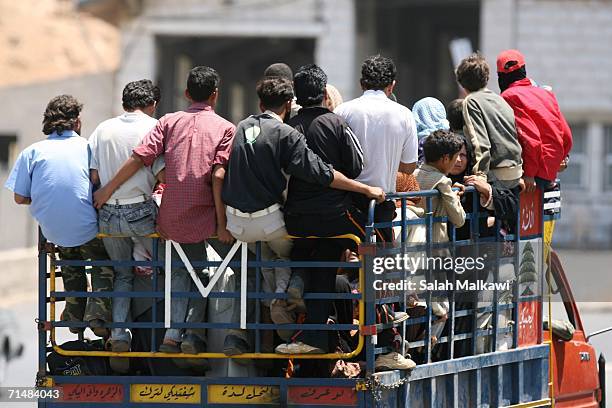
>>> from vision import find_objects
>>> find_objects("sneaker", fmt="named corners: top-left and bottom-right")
top-left (159, 338), bottom-right (181, 353)
top-left (89, 319), bottom-right (109, 338)
top-left (375, 352), bottom-right (416, 371)
top-left (223, 334), bottom-right (250, 356)
top-left (392, 311), bottom-right (409, 324)
top-left (275, 341), bottom-right (325, 354)
top-left (286, 286), bottom-right (306, 313)
top-left (270, 301), bottom-right (296, 342)
top-left (181, 333), bottom-right (206, 354)
top-left (60, 311), bottom-right (83, 335)
top-left (108, 340), bottom-right (130, 373)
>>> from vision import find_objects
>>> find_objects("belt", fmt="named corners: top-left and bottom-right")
top-left (226, 203), bottom-right (281, 218)
top-left (109, 195), bottom-right (150, 206)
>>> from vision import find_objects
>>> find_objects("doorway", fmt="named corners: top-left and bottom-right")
top-left (156, 36), bottom-right (316, 123)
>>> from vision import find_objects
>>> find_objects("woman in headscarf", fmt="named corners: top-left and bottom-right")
top-left (413, 97), bottom-right (450, 163)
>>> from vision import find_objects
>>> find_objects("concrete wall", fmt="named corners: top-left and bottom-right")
top-left (0, 72), bottom-right (115, 250)
top-left (481, 0), bottom-right (612, 248)
top-left (113, 0), bottom-right (356, 114)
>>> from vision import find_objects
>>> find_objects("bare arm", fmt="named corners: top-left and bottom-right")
top-left (212, 165), bottom-right (234, 244)
top-left (398, 161), bottom-right (417, 175)
top-left (14, 193), bottom-right (31, 205)
top-left (90, 169), bottom-right (100, 188)
top-left (92, 154), bottom-right (144, 208)
top-left (329, 170), bottom-right (385, 202)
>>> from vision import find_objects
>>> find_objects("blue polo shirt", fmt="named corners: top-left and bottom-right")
top-left (4, 130), bottom-right (98, 247)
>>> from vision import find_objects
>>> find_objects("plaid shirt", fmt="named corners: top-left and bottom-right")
top-left (134, 102), bottom-right (235, 243)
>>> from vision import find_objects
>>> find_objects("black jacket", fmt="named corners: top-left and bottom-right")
top-left (285, 106), bottom-right (364, 215)
top-left (222, 113), bottom-right (334, 213)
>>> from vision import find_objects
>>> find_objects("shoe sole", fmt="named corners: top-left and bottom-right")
top-left (287, 287), bottom-right (306, 313)
top-left (109, 342), bottom-right (130, 373)
top-left (393, 313), bottom-right (410, 325)
top-left (181, 343), bottom-right (202, 355)
top-left (223, 346), bottom-right (245, 357)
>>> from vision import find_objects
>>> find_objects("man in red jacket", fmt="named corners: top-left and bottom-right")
top-left (496, 49), bottom-right (572, 192)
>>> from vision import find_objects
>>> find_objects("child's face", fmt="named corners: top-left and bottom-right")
top-left (450, 145), bottom-right (468, 176)
top-left (440, 152), bottom-right (460, 175)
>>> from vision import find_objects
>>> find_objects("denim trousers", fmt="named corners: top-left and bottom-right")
top-left (158, 240), bottom-right (256, 345)
top-left (98, 199), bottom-right (157, 343)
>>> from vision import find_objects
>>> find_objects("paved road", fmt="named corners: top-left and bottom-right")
top-left (0, 249), bottom-right (610, 407)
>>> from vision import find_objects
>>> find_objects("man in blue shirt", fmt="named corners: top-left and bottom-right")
top-left (4, 95), bottom-right (113, 337)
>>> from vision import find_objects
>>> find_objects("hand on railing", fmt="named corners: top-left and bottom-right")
top-left (366, 186), bottom-right (386, 203)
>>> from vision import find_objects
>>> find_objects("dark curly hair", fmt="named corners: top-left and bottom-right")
top-left (187, 66), bottom-right (220, 102)
top-left (360, 55), bottom-right (396, 90)
top-left (423, 130), bottom-right (464, 163)
top-left (42, 95), bottom-right (83, 135)
top-left (456, 53), bottom-right (490, 92)
top-left (122, 79), bottom-right (160, 111)
top-left (263, 63), bottom-right (293, 81)
top-left (293, 64), bottom-right (327, 107)
top-left (446, 99), bottom-right (465, 132)
top-left (256, 77), bottom-right (294, 110)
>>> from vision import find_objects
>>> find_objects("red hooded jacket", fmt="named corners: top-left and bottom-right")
top-left (501, 78), bottom-right (572, 181)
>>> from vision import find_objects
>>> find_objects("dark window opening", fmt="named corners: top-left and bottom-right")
top-left (0, 135), bottom-right (17, 171)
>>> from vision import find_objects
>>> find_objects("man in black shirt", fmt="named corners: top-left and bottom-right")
top-left (222, 77), bottom-right (384, 355)
top-left (276, 64), bottom-right (372, 355)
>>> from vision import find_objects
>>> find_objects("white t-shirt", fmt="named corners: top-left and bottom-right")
top-left (334, 90), bottom-right (418, 192)
top-left (89, 111), bottom-right (158, 200)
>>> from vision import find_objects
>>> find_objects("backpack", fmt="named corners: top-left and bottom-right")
top-left (47, 339), bottom-right (110, 376)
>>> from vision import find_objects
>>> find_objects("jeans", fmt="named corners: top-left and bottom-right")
top-left (98, 200), bottom-right (157, 343)
top-left (159, 240), bottom-right (256, 346)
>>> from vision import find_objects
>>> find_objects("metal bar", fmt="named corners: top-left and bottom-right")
top-left (255, 241), bottom-right (261, 354)
top-left (475, 367), bottom-right (482, 407)
top-left (425, 195), bottom-right (433, 363)
top-left (37, 229), bottom-right (48, 385)
top-left (151, 238), bottom-right (159, 352)
top-left (240, 242), bottom-right (247, 330)
top-left (164, 240), bottom-right (171, 328)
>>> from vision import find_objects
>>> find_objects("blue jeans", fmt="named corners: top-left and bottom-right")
top-left (98, 200), bottom-right (157, 343)
top-left (156, 239), bottom-right (256, 346)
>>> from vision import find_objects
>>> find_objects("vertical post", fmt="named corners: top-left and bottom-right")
top-left (151, 238), bottom-right (159, 352)
top-left (164, 240), bottom-right (172, 328)
top-left (255, 241), bottom-right (261, 353)
top-left (240, 242), bottom-right (247, 330)
top-left (425, 196), bottom-right (433, 363)
top-left (37, 229), bottom-right (48, 384)
top-left (513, 192), bottom-right (521, 348)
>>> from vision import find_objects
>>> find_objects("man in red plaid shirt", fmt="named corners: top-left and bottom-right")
top-left (94, 66), bottom-right (236, 363)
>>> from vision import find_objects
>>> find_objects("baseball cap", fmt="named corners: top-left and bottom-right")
top-left (496, 49), bottom-right (525, 73)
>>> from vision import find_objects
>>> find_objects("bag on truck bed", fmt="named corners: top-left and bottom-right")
top-left (47, 339), bottom-right (110, 376)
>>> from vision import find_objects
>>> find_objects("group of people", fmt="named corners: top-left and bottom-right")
top-left (5, 49), bottom-right (572, 376)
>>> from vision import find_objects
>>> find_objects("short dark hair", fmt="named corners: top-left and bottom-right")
top-left (456, 53), bottom-right (490, 92)
top-left (122, 79), bottom-right (160, 111)
top-left (263, 63), bottom-right (293, 81)
top-left (423, 130), bottom-right (464, 163)
top-left (360, 55), bottom-right (396, 90)
top-left (446, 99), bottom-right (465, 132)
top-left (42, 95), bottom-right (83, 135)
top-left (256, 77), bottom-right (294, 110)
top-left (293, 64), bottom-right (327, 107)
top-left (187, 66), bottom-right (219, 102)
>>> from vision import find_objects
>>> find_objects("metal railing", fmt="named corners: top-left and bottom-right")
top-left (37, 186), bottom-right (553, 377)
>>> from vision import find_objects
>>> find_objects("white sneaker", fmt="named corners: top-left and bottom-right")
top-left (392, 311), bottom-right (409, 324)
top-left (275, 341), bottom-right (325, 354)
top-left (375, 352), bottom-right (416, 371)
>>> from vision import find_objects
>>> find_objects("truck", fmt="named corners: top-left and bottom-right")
top-left (34, 187), bottom-right (609, 407)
